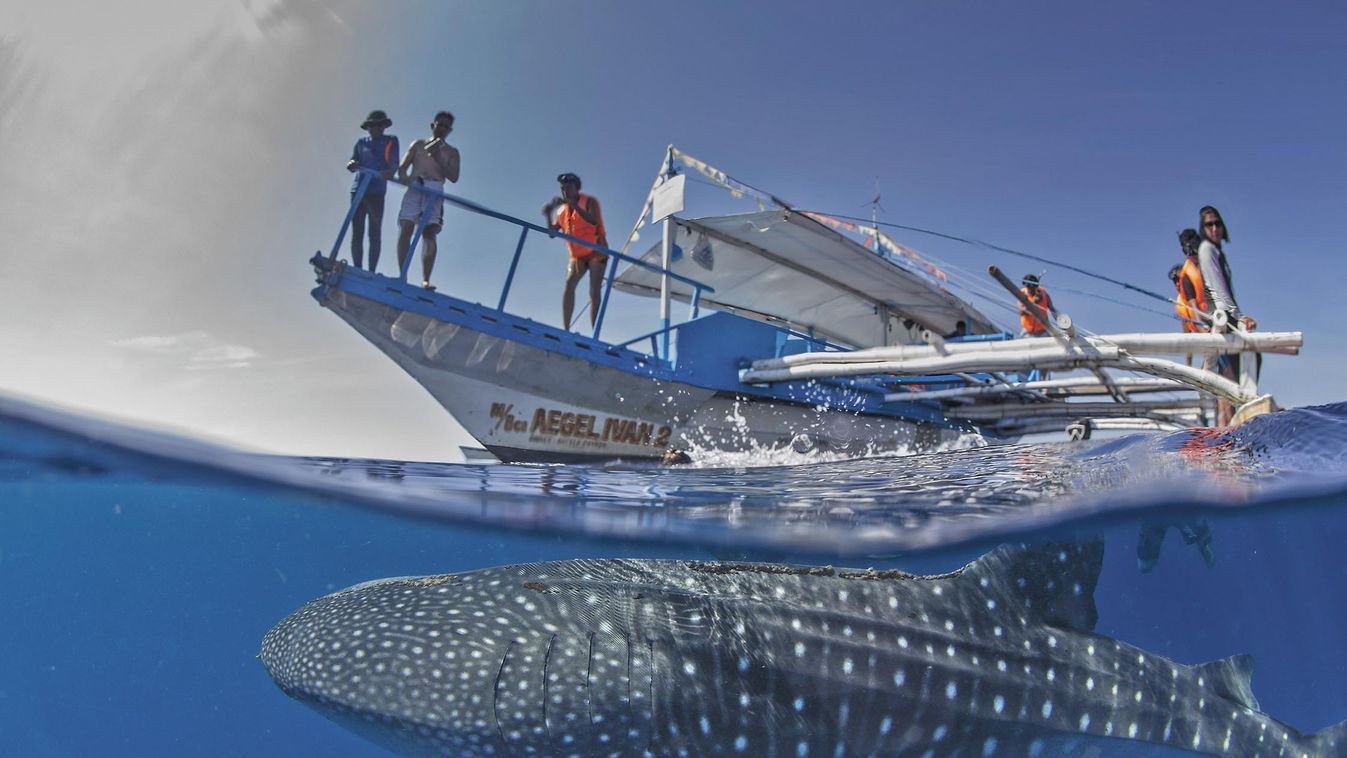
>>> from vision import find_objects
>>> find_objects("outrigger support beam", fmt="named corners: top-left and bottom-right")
top-left (747, 332), bottom-right (1302, 371)
top-left (947, 399), bottom-right (1200, 421)
top-left (742, 345), bottom-right (1124, 383)
top-left (887, 376), bottom-right (1190, 403)
top-left (996, 417), bottom-right (1196, 435)
top-left (743, 346), bottom-right (1253, 405)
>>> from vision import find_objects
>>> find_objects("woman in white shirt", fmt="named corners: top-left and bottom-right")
top-left (1196, 205), bottom-right (1257, 425)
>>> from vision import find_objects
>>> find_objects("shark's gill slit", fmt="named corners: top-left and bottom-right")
top-left (541, 633), bottom-right (556, 740)
top-left (491, 639), bottom-right (514, 744)
top-left (584, 630), bottom-right (596, 733)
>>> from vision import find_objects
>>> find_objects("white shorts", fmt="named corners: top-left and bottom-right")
top-left (398, 178), bottom-right (445, 228)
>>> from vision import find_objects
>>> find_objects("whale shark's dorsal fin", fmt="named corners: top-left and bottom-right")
top-left (1196, 654), bottom-right (1260, 711)
top-left (959, 540), bottom-right (1105, 632)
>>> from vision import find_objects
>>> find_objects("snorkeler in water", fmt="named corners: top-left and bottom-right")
top-left (1137, 518), bottom-right (1215, 573)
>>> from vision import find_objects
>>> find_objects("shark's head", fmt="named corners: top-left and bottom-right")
top-left (260, 561), bottom-right (648, 756)
top-left (260, 572), bottom-right (520, 754)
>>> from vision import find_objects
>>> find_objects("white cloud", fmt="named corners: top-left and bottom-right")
top-left (110, 331), bottom-right (261, 369)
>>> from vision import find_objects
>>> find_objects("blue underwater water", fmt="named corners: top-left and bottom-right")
top-left (3, 394), bottom-right (1347, 756)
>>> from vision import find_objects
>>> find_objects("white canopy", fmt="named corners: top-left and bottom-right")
top-left (613, 210), bottom-right (998, 348)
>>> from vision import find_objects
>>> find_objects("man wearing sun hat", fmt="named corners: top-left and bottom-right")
top-left (345, 110), bottom-right (399, 273)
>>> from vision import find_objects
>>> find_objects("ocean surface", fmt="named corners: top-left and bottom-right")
top-left (3, 394), bottom-right (1347, 756)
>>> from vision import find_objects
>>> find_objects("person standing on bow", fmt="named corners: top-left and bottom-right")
top-left (1018, 274), bottom-right (1057, 337)
top-left (395, 111), bottom-right (460, 290)
top-left (543, 172), bottom-right (608, 330)
top-left (345, 110), bottom-right (399, 273)
top-left (1196, 205), bottom-right (1257, 425)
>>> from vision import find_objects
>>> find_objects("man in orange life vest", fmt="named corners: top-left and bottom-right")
top-left (1174, 228), bottom-right (1209, 333)
top-left (543, 173), bottom-right (608, 330)
top-left (1171, 228), bottom-right (1210, 366)
top-left (1018, 274), bottom-right (1057, 337)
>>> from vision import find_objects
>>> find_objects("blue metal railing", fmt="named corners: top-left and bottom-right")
top-left (773, 328), bottom-right (850, 357)
top-left (328, 168), bottom-right (714, 357)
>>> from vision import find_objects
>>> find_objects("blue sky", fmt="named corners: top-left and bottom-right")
top-left (1, 1), bottom-right (1343, 460)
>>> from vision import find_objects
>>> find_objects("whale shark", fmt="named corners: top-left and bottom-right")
top-left (261, 542), bottom-right (1347, 757)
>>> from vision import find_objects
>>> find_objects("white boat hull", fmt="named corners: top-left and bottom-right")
top-left (320, 288), bottom-right (966, 462)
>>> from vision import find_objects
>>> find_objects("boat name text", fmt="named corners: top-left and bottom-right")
top-left (490, 402), bottom-right (671, 448)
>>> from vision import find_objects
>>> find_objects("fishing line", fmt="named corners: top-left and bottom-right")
top-left (1047, 284), bottom-right (1183, 321)
top-left (800, 210), bottom-right (1178, 306)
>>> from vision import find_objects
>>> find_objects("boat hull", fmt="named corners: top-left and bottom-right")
top-left (318, 282), bottom-right (968, 462)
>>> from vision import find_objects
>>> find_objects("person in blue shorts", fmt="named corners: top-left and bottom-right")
top-left (345, 110), bottom-right (399, 272)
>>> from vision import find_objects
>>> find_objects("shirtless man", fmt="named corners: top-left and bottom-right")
top-left (395, 111), bottom-right (460, 289)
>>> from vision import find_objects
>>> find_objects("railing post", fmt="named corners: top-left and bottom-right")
top-left (330, 172), bottom-right (371, 260)
top-left (689, 286), bottom-right (702, 320)
top-left (659, 217), bottom-right (673, 360)
top-left (592, 254), bottom-right (619, 341)
top-left (498, 227), bottom-right (529, 311)
top-left (1237, 322), bottom-right (1258, 397)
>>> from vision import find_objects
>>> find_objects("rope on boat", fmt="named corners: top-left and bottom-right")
top-left (805, 210), bottom-right (1177, 306)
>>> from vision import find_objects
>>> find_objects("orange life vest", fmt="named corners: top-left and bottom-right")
top-left (1178, 257), bottom-right (1209, 332)
top-left (556, 193), bottom-right (607, 259)
top-left (1174, 285), bottom-right (1197, 333)
top-left (1019, 286), bottom-right (1052, 335)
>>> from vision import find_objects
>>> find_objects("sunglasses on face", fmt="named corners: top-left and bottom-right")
top-left (1203, 220), bottom-right (1223, 228)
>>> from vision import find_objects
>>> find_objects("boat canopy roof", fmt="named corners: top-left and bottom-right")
top-left (613, 210), bottom-right (999, 348)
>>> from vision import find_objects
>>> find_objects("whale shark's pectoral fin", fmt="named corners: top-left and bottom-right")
top-left (958, 540), bottom-right (1105, 632)
top-left (1195, 654), bottom-right (1259, 711)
